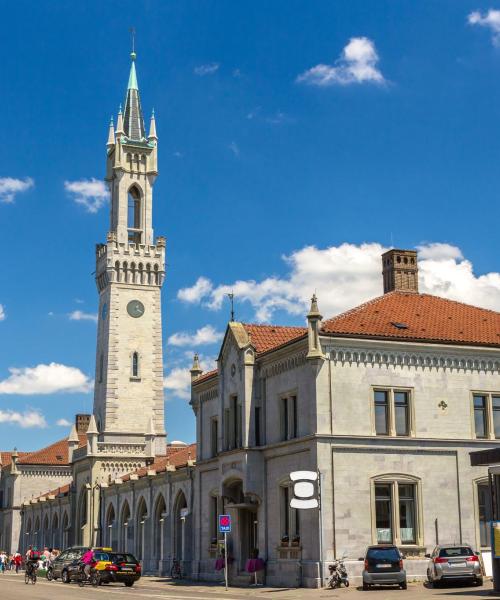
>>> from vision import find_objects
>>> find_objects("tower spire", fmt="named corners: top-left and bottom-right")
top-left (123, 49), bottom-right (145, 140)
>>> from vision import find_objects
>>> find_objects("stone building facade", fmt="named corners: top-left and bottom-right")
top-left (190, 249), bottom-right (500, 587)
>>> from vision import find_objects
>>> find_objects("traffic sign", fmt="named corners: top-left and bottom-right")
top-left (219, 514), bottom-right (232, 533)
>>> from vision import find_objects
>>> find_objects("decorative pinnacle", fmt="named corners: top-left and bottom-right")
top-left (131, 51), bottom-right (137, 61)
top-left (307, 293), bottom-right (322, 319)
top-left (190, 353), bottom-right (203, 378)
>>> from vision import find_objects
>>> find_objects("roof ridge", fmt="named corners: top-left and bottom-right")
top-left (241, 322), bottom-right (306, 330)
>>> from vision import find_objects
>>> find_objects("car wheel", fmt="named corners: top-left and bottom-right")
top-left (124, 581), bottom-right (134, 587)
top-left (400, 581), bottom-right (407, 590)
top-left (62, 570), bottom-right (70, 584)
top-left (362, 582), bottom-right (369, 590)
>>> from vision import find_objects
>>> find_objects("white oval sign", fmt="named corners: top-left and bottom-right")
top-left (294, 481), bottom-right (314, 499)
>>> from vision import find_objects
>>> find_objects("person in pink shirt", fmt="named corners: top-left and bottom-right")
top-left (80, 549), bottom-right (94, 580)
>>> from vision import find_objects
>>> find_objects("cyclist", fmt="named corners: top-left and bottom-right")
top-left (25, 546), bottom-right (41, 578)
top-left (80, 548), bottom-right (94, 582)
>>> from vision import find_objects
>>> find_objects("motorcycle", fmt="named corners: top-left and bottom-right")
top-left (326, 554), bottom-right (349, 589)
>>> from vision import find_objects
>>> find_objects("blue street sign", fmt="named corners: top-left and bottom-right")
top-left (219, 514), bottom-right (231, 533)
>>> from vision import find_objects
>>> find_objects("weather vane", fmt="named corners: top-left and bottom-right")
top-left (227, 292), bottom-right (235, 322)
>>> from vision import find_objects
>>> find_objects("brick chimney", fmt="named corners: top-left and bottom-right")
top-left (382, 249), bottom-right (418, 294)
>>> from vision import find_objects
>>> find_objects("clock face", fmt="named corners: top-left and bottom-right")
top-left (101, 302), bottom-right (108, 320)
top-left (127, 300), bottom-right (145, 318)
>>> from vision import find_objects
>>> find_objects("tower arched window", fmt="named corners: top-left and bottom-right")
top-left (127, 187), bottom-right (142, 244)
top-left (132, 352), bottom-right (139, 379)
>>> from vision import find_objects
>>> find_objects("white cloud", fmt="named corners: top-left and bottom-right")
top-left (164, 355), bottom-right (216, 401)
top-left (69, 310), bottom-right (97, 323)
top-left (194, 63), bottom-right (220, 76)
top-left (168, 325), bottom-right (223, 347)
top-left (0, 304), bottom-right (5, 321)
top-left (178, 276), bottom-right (213, 303)
top-left (0, 177), bottom-right (34, 203)
top-left (0, 363), bottom-right (93, 395)
top-left (56, 418), bottom-right (72, 427)
top-left (297, 37), bottom-right (385, 87)
top-left (468, 10), bottom-right (500, 46)
top-left (64, 178), bottom-right (109, 213)
top-left (228, 141), bottom-right (240, 157)
top-left (178, 242), bottom-right (500, 322)
top-left (0, 410), bottom-right (47, 428)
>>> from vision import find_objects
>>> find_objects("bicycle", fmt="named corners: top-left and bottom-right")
top-left (77, 564), bottom-right (99, 587)
top-left (170, 558), bottom-right (182, 579)
top-left (24, 563), bottom-right (37, 585)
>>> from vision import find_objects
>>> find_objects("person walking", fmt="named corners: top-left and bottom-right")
top-left (14, 552), bottom-right (22, 574)
top-left (0, 551), bottom-right (6, 573)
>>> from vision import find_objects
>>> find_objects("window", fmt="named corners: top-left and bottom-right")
top-left (254, 406), bottom-right (261, 446)
top-left (493, 397), bottom-right (500, 438)
top-left (127, 187), bottom-right (142, 244)
top-left (374, 391), bottom-right (389, 435)
top-left (280, 485), bottom-right (300, 545)
top-left (131, 352), bottom-right (139, 379)
top-left (281, 395), bottom-right (298, 441)
top-left (210, 495), bottom-right (218, 545)
top-left (478, 482), bottom-right (492, 547)
top-left (373, 388), bottom-right (413, 437)
top-left (474, 395), bottom-right (487, 439)
top-left (472, 393), bottom-right (500, 439)
top-left (225, 397), bottom-right (242, 450)
top-left (373, 478), bottom-right (419, 546)
top-left (210, 418), bottom-right (218, 457)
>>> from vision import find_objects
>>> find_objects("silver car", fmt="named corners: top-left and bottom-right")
top-left (426, 545), bottom-right (483, 587)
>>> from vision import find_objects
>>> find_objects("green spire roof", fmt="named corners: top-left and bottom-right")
top-left (123, 52), bottom-right (145, 140)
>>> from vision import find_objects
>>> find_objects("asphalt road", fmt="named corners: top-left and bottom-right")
top-left (0, 572), bottom-right (496, 600)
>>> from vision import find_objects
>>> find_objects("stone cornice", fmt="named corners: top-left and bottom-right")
top-left (260, 350), bottom-right (308, 378)
top-left (325, 344), bottom-right (500, 373)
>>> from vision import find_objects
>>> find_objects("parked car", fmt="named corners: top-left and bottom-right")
top-left (362, 544), bottom-right (407, 590)
top-left (49, 546), bottom-right (88, 583)
top-left (96, 552), bottom-right (142, 587)
top-left (426, 545), bottom-right (483, 587)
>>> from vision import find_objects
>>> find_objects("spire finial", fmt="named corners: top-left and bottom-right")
top-left (227, 292), bottom-right (235, 322)
top-left (190, 353), bottom-right (203, 380)
top-left (130, 26), bottom-right (136, 60)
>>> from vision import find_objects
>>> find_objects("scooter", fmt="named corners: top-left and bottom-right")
top-left (326, 554), bottom-right (349, 589)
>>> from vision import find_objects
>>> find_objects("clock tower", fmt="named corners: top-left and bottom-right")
top-left (93, 51), bottom-right (166, 456)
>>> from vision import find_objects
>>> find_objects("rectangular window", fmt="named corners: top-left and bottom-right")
top-left (210, 496), bottom-right (218, 545)
top-left (280, 485), bottom-right (300, 544)
top-left (291, 396), bottom-right (298, 439)
top-left (254, 406), bottom-right (261, 446)
top-left (493, 396), bottom-right (500, 439)
top-left (224, 409), bottom-right (230, 450)
top-left (478, 482), bottom-right (492, 547)
top-left (374, 390), bottom-right (389, 435)
top-left (474, 395), bottom-right (488, 439)
top-left (375, 483), bottom-right (392, 543)
top-left (398, 484), bottom-right (416, 544)
top-left (281, 398), bottom-right (289, 441)
top-left (210, 418), bottom-right (218, 457)
top-left (394, 391), bottom-right (409, 436)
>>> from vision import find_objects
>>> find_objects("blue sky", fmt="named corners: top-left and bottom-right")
top-left (3, 1), bottom-right (500, 450)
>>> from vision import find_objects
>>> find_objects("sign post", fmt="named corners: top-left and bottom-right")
top-left (219, 514), bottom-right (232, 591)
top-left (290, 470), bottom-right (322, 586)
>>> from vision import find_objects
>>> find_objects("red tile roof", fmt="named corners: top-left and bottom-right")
top-left (33, 484), bottom-right (71, 501)
top-left (0, 451), bottom-right (28, 467)
top-left (195, 369), bottom-right (218, 383)
top-left (242, 324), bottom-right (306, 353)
top-left (17, 434), bottom-right (86, 466)
top-left (120, 443), bottom-right (196, 482)
top-left (322, 291), bottom-right (500, 347)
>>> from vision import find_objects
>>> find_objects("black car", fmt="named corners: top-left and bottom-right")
top-left (49, 546), bottom-right (89, 583)
top-left (97, 552), bottom-right (142, 587)
top-left (362, 544), bottom-right (407, 590)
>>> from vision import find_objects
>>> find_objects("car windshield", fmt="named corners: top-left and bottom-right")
top-left (439, 547), bottom-right (474, 558)
top-left (111, 553), bottom-right (137, 564)
top-left (367, 548), bottom-right (400, 561)
top-left (93, 552), bottom-right (110, 561)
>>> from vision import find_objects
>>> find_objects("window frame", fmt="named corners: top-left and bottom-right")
top-left (370, 474), bottom-right (422, 547)
top-left (475, 479), bottom-right (492, 549)
top-left (280, 392), bottom-right (299, 442)
top-left (471, 391), bottom-right (500, 440)
top-left (279, 482), bottom-right (300, 546)
top-left (372, 387), bottom-right (414, 437)
top-left (130, 351), bottom-right (141, 381)
top-left (210, 417), bottom-right (218, 458)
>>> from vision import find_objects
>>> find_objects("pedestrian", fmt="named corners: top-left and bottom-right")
top-left (0, 551), bottom-right (6, 573)
top-left (14, 551), bottom-right (21, 574)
